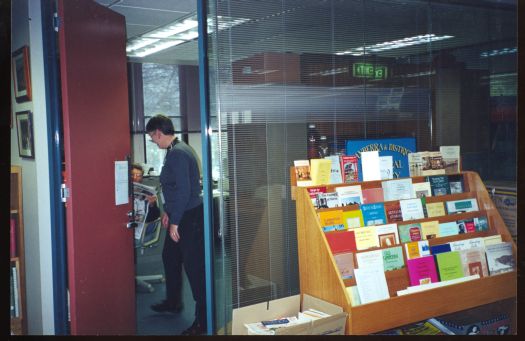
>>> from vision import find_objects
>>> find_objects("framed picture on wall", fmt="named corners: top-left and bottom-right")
top-left (16, 111), bottom-right (35, 159)
top-left (12, 46), bottom-right (32, 103)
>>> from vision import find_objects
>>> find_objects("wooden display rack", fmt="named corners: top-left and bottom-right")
top-left (291, 170), bottom-right (517, 335)
top-left (10, 166), bottom-right (27, 335)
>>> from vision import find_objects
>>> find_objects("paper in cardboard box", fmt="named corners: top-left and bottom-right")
top-left (232, 294), bottom-right (347, 335)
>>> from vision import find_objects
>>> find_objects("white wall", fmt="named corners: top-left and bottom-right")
top-left (11, 0), bottom-right (55, 335)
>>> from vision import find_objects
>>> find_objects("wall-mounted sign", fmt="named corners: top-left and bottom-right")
top-left (346, 137), bottom-right (416, 180)
top-left (353, 63), bottom-right (388, 80)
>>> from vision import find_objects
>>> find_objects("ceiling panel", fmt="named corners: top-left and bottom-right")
top-left (94, 0), bottom-right (515, 65)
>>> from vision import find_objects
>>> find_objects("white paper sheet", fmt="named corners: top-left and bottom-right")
top-left (361, 151), bottom-right (381, 181)
top-left (354, 266), bottom-right (390, 304)
top-left (115, 160), bottom-right (129, 205)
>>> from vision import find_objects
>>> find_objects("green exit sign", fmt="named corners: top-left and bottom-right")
top-left (353, 63), bottom-right (388, 80)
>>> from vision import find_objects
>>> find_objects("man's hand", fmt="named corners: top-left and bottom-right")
top-left (169, 224), bottom-right (180, 242)
top-left (161, 212), bottom-right (169, 228)
top-left (146, 194), bottom-right (157, 206)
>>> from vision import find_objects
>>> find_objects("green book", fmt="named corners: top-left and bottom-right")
top-left (382, 246), bottom-right (405, 271)
top-left (398, 223), bottom-right (422, 243)
top-left (435, 251), bottom-right (464, 281)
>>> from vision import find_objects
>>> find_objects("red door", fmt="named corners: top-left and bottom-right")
top-left (57, 0), bottom-right (135, 334)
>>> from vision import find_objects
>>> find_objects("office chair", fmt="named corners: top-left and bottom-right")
top-left (135, 218), bottom-right (165, 293)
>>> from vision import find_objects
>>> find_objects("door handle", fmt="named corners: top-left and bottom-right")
top-left (126, 221), bottom-right (138, 229)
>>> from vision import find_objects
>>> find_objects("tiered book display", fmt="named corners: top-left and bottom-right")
top-left (291, 169), bottom-right (516, 335)
top-left (10, 166), bottom-right (26, 335)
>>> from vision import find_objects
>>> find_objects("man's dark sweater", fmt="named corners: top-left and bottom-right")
top-left (160, 140), bottom-right (202, 225)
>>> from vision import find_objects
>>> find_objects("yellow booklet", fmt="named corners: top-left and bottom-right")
top-left (426, 202), bottom-right (446, 218)
top-left (405, 241), bottom-right (422, 259)
top-left (310, 159), bottom-right (332, 185)
top-left (342, 210), bottom-right (364, 229)
top-left (421, 220), bottom-right (440, 239)
top-left (318, 210), bottom-right (344, 228)
top-left (351, 226), bottom-right (379, 250)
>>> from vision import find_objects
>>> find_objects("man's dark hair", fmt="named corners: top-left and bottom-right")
top-left (132, 163), bottom-right (144, 174)
top-left (145, 114), bottom-right (175, 135)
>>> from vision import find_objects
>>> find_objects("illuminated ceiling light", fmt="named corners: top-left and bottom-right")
top-left (127, 14), bottom-right (249, 58)
top-left (480, 47), bottom-right (517, 58)
top-left (133, 40), bottom-right (185, 58)
top-left (336, 34), bottom-right (454, 56)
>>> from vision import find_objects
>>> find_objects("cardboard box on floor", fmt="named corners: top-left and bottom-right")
top-left (232, 293), bottom-right (347, 335)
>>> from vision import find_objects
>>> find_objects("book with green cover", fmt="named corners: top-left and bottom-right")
top-left (398, 223), bottom-right (422, 243)
top-left (435, 251), bottom-right (464, 281)
top-left (382, 246), bottom-right (405, 271)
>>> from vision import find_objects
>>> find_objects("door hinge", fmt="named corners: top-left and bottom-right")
top-left (54, 12), bottom-right (60, 32)
top-left (61, 184), bottom-right (70, 202)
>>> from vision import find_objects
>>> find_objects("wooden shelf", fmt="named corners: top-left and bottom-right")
top-left (293, 170), bottom-right (517, 334)
top-left (10, 166), bottom-right (26, 335)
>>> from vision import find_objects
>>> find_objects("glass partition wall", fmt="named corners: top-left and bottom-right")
top-left (205, 0), bottom-right (517, 334)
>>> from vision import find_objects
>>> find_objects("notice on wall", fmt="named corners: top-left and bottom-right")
top-left (115, 160), bottom-right (129, 205)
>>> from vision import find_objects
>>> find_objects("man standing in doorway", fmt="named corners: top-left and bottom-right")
top-left (146, 115), bottom-right (207, 336)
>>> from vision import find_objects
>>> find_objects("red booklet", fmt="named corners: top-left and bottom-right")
top-left (325, 230), bottom-right (357, 254)
top-left (340, 156), bottom-right (359, 183)
top-left (362, 187), bottom-right (384, 204)
top-left (384, 201), bottom-right (403, 223)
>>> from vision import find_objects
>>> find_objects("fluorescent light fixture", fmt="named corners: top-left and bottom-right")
top-left (480, 47), bottom-right (516, 58)
top-left (336, 34), bottom-right (454, 56)
top-left (127, 14), bottom-right (249, 58)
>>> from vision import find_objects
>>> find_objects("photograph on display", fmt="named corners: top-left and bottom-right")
top-left (12, 46), bottom-right (32, 103)
top-left (15, 111), bottom-right (34, 159)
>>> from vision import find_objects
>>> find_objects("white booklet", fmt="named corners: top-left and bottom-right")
top-left (325, 155), bottom-right (343, 184)
top-left (449, 237), bottom-right (484, 251)
top-left (399, 198), bottom-right (425, 221)
top-left (412, 182), bottom-right (432, 198)
top-left (375, 223), bottom-right (400, 246)
top-left (354, 266), bottom-right (390, 304)
top-left (382, 178), bottom-right (414, 201)
top-left (335, 185), bottom-right (363, 206)
top-left (440, 145), bottom-right (461, 174)
top-left (356, 249), bottom-right (384, 269)
top-left (379, 156), bottom-right (393, 180)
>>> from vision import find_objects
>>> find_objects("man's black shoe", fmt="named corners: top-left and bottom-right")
top-left (181, 320), bottom-right (206, 336)
top-left (150, 300), bottom-right (183, 313)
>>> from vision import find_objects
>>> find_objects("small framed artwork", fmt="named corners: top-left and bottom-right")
top-left (12, 46), bottom-right (32, 103)
top-left (16, 111), bottom-right (35, 159)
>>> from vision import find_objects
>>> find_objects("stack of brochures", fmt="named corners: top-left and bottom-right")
top-left (244, 309), bottom-right (330, 335)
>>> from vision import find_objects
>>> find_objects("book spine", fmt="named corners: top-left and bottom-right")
top-left (10, 218), bottom-right (17, 258)
top-left (12, 265), bottom-right (19, 318)
top-left (10, 270), bottom-right (15, 318)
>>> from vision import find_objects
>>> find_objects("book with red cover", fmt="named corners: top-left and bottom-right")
top-left (306, 186), bottom-right (326, 205)
top-left (10, 218), bottom-right (17, 258)
top-left (340, 155), bottom-right (359, 183)
top-left (362, 187), bottom-right (384, 204)
top-left (385, 201), bottom-right (403, 223)
top-left (407, 255), bottom-right (439, 286)
top-left (325, 230), bottom-right (357, 254)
